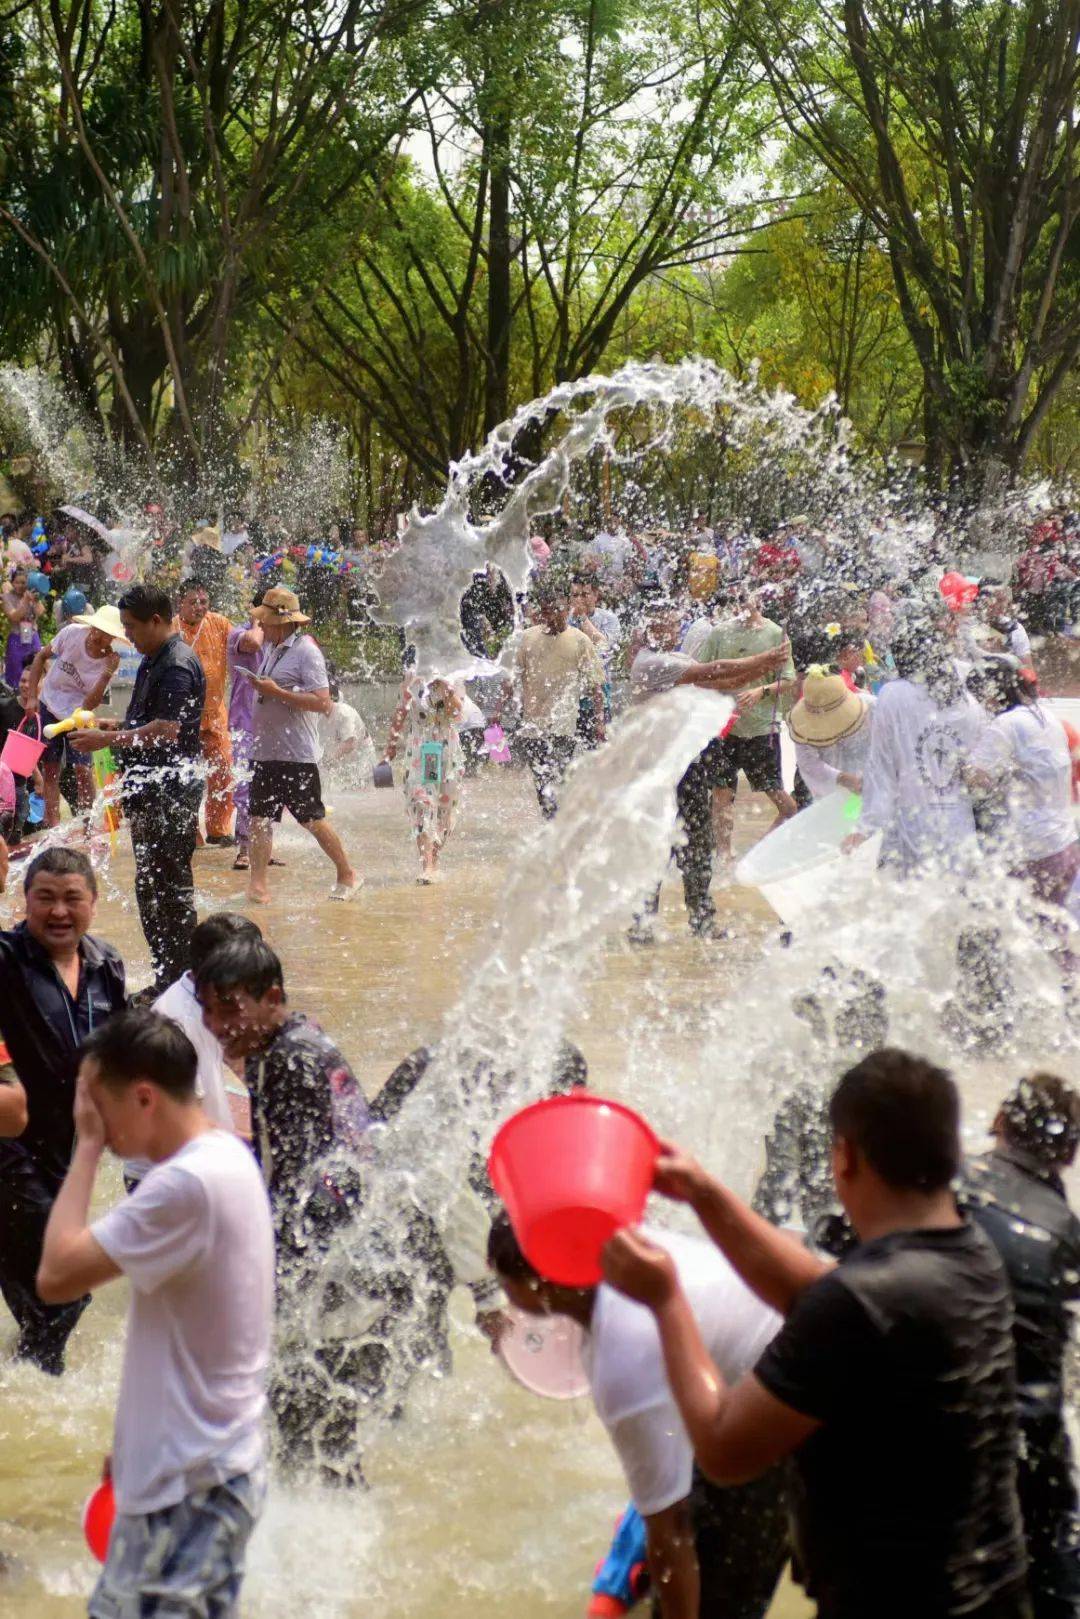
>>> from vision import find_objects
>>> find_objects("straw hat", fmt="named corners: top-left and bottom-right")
top-left (788, 666), bottom-right (869, 747)
top-left (190, 525), bottom-right (221, 550)
top-left (251, 585), bottom-right (310, 626)
top-left (74, 604), bottom-right (132, 645)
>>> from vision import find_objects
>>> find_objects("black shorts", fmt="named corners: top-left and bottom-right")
top-left (248, 760), bottom-right (325, 824)
top-left (712, 731), bottom-right (783, 793)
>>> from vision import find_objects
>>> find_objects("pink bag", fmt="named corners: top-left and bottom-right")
top-left (482, 724), bottom-right (512, 764)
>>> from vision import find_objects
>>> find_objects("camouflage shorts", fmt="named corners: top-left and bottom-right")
top-left (88, 1469), bottom-right (266, 1619)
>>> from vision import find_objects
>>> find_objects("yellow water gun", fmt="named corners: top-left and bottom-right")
top-left (43, 708), bottom-right (96, 740)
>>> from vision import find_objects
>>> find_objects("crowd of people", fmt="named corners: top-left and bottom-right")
top-left (0, 499), bottom-right (1079, 1618)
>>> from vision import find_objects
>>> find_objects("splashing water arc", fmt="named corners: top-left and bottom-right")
top-left (1, 351), bottom-right (1078, 1619)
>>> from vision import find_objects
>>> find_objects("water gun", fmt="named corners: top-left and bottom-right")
top-left (588, 1505), bottom-right (650, 1618)
top-left (43, 708), bottom-right (96, 740)
top-left (30, 519), bottom-right (48, 557)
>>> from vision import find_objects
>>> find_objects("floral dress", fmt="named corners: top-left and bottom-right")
top-left (401, 678), bottom-right (464, 845)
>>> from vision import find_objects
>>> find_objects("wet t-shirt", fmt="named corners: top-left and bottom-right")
top-left (755, 1222), bottom-right (1026, 1618)
top-left (244, 1012), bottom-right (370, 1252)
top-left (250, 632), bottom-right (327, 764)
top-left (515, 626), bottom-right (605, 736)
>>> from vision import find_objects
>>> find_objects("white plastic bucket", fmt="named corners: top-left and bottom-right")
top-left (735, 789), bottom-right (880, 926)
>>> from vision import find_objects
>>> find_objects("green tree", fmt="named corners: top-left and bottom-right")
top-left (731, 0), bottom-right (1080, 484)
top-left (267, 0), bottom-right (793, 482)
top-left (0, 0), bottom-right (433, 491)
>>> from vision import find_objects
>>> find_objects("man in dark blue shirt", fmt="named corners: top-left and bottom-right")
top-left (71, 585), bottom-right (205, 989)
top-left (0, 847), bottom-right (126, 1372)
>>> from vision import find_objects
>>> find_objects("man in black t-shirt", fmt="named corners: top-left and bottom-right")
top-left (964, 1075), bottom-right (1080, 1619)
top-left (601, 1049), bottom-right (1030, 1619)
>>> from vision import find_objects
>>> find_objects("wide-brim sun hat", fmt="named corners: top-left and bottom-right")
top-left (190, 525), bottom-right (221, 550)
top-left (789, 666), bottom-right (869, 747)
top-left (73, 604), bottom-right (132, 645)
top-left (251, 585), bottom-right (310, 626)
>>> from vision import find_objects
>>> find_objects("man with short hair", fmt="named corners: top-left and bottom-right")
top-left (629, 600), bottom-right (791, 939)
top-left (0, 847), bottom-right (126, 1372)
top-left (70, 584), bottom-right (206, 989)
top-left (124, 912), bottom-right (261, 1187)
top-left (507, 582), bottom-right (606, 818)
top-left (195, 934), bottom-right (370, 1485)
top-left (964, 1075), bottom-right (1080, 1619)
top-left (245, 586), bottom-right (358, 903)
top-left (176, 577), bottom-right (235, 845)
top-left (37, 1008), bottom-right (273, 1619)
top-left (698, 591), bottom-right (798, 861)
top-left (488, 1212), bottom-right (788, 1619)
top-left (602, 1049), bottom-right (1030, 1619)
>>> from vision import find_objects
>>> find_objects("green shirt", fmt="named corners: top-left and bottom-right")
top-left (699, 615), bottom-right (794, 737)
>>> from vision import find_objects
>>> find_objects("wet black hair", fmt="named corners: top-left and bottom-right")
top-left (532, 575), bottom-right (570, 608)
top-left (189, 912), bottom-right (262, 976)
top-left (978, 653), bottom-right (1037, 712)
top-left (118, 583), bottom-right (173, 622)
top-left (24, 846), bottom-right (97, 899)
top-left (830, 1048), bottom-right (959, 1191)
top-left (178, 577), bottom-right (207, 599)
top-left (999, 1074), bottom-right (1080, 1167)
top-left (194, 935), bottom-right (284, 1000)
top-left (487, 1208), bottom-right (540, 1282)
top-left (81, 1009), bottom-right (197, 1101)
top-left (891, 604), bottom-right (962, 706)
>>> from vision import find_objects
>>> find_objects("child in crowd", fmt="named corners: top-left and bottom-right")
top-left (383, 674), bottom-right (465, 883)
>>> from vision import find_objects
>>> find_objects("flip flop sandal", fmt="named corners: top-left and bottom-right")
top-left (232, 854), bottom-right (250, 871)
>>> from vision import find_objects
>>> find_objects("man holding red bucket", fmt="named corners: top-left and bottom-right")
top-left (600, 1051), bottom-right (1029, 1619)
top-left (486, 1092), bottom-right (789, 1619)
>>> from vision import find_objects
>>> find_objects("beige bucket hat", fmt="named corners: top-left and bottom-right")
top-left (250, 585), bottom-right (311, 626)
top-left (788, 666), bottom-right (869, 747)
top-left (73, 604), bottom-right (132, 645)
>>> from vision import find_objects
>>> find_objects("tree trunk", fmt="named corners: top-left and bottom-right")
top-left (484, 109), bottom-right (512, 437)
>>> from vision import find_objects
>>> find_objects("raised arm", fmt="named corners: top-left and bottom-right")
top-left (652, 1144), bottom-right (830, 1314)
top-left (679, 642), bottom-right (791, 692)
top-left (383, 689), bottom-right (412, 761)
top-left (83, 650), bottom-right (122, 712)
top-left (37, 1073), bottom-right (121, 1304)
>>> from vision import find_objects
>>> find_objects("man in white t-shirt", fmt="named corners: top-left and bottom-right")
top-left (487, 1212), bottom-right (787, 1619)
top-left (124, 912), bottom-right (261, 1187)
top-left (37, 1008), bottom-right (274, 1619)
top-left (24, 604), bottom-right (129, 826)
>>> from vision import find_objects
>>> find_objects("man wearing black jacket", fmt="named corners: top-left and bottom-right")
top-left (0, 847), bottom-right (126, 1372)
top-left (965, 1075), bottom-right (1080, 1619)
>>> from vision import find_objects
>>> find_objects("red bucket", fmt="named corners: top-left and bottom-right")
top-left (82, 1474), bottom-right (115, 1563)
top-left (0, 715), bottom-right (45, 778)
top-left (489, 1094), bottom-right (659, 1286)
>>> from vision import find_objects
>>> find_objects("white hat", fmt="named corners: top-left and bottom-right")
top-left (74, 604), bottom-right (131, 645)
top-left (788, 666), bottom-right (869, 746)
